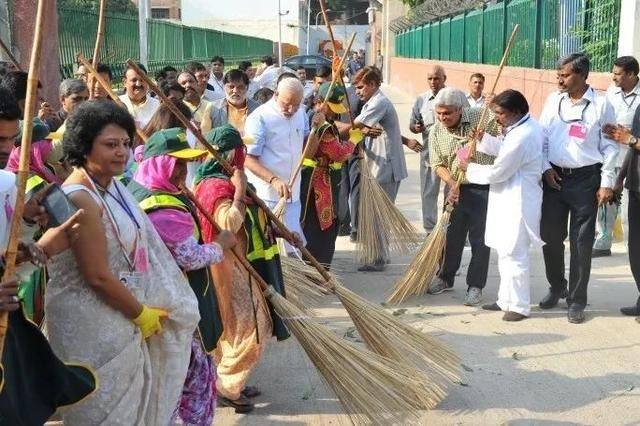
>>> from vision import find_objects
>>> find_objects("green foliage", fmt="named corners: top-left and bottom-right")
top-left (572, 0), bottom-right (621, 72)
top-left (57, 0), bottom-right (138, 15)
top-left (400, 0), bottom-right (426, 6)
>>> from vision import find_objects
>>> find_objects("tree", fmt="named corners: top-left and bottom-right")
top-left (400, 0), bottom-right (426, 6)
top-left (57, 0), bottom-right (138, 15)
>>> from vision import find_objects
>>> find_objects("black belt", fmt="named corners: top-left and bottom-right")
top-left (461, 183), bottom-right (490, 190)
top-left (551, 162), bottom-right (601, 176)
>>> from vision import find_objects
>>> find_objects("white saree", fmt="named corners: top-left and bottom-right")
top-left (45, 180), bottom-right (200, 425)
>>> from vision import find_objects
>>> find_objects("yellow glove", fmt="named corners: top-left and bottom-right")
top-left (348, 128), bottom-right (364, 144)
top-left (132, 306), bottom-right (169, 339)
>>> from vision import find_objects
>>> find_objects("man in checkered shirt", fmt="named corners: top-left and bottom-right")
top-left (427, 87), bottom-right (500, 306)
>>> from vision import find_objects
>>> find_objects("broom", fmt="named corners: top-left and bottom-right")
top-left (0, 0), bottom-right (46, 358)
top-left (280, 256), bottom-right (331, 310)
top-left (77, 53), bottom-right (149, 144)
top-left (387, 24), bottom-right (520, 305)
top-left (271, 33), bottom-right (357, 220)
top-left (128, 59), bottom-right (459, 392)
top-left (180, 188), bottom-right (443, 422)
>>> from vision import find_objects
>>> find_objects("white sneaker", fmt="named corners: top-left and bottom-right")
top-left (464, 287), bottom-right (482, 306)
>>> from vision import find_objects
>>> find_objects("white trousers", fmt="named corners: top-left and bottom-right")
top-left (265, 199), bottom-right (306, 256)
top-left (496, 228), bottom-right (531, 316)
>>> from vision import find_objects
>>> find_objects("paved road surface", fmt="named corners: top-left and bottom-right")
top-left (215, 85), bottom-right (640, 425)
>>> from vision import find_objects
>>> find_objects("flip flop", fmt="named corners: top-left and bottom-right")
top-left (241, 385), bottom-right (262, 398)
top-left (217, 395), bottom-right (254, 414)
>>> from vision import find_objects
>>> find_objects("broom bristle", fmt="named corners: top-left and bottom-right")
top-left (387, 210), bottom-right (451, 305)
top-left (281, 257), bottom-right (330, 309)
top-left (264, 287), bottom-right (447, 423)
top-left (357, 157), bottom-right (420, 264)
top-left (334, 284), bottom-right (460, 387)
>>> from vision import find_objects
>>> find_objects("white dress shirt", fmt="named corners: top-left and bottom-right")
top-left (606, 80), bottom-right (640, 167)
top-left (539, 87), bottom-right (619, 188)
top-left (244, 99), bottom-right (310, 202)
top-left (118, 94), bottom-right (160, 129)
top-left (466, 93), bottom-right (485, 108)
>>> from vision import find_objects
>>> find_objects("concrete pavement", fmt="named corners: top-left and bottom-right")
top-left (215, 85), bottom-right (640, 425)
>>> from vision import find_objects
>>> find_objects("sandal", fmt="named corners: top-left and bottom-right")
top-left (241, 385), bottom-right (262, 398)
top-left (217, 394), bottom-right (254, 413)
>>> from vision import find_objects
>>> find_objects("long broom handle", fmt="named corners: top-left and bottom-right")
top-left (126, 59), bottom-right (336, 284)
top-left (77, 53), bottom-right (149, 144)
top-left (282, 33), bottom-right (356, 191)
top-left (319, 0), bottom-right (356, 127)
top-left (0, 37), bottom-right (21, 71)
top-left (0, 0), bottom-right (46, 358)
top-left (180, 186), bottom-right (276, 294)
top-left (451, 24), bottom-right (519, 192)
top-left (91, 0), bottom-right (108, 68)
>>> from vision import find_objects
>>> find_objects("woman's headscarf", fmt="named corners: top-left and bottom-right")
top-left (193, 125), bottom-right (246, 186)
top-left (133, 154), bottom-right (180, 194)
top-left (7, 119), bottom-right (62, 184)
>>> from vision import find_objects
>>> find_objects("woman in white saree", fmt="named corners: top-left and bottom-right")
top-left (45, 100), bottom-right (199, 425)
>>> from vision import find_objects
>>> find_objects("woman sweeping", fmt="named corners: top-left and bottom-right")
top-left (459, 90), bottom-right (544, 321)
top-left (301, 82), bottom-right (357, 267)
top-left (193, 125), bottom-right (289, 414)
top-left (45, 100), bottom-right (200, 424)
top-left (128, 128), bottom-right (236, 425)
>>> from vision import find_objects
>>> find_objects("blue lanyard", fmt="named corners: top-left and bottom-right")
top-left (90, 175), bottom-right (141, 230)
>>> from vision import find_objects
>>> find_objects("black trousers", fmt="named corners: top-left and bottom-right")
top-left (540, 164), bottom-right (600, 307)
top-left (438, 184), bottom-right (491, 289)
top-left (627, 190), bottom-right (640, 294)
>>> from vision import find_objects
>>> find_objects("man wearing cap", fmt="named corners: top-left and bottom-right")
top-left (300, 83), bottom-right (357, 266)
top-left (244, 77), bottom-right (314, 255)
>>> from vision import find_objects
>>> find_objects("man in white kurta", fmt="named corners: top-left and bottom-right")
top-left (461, 90), bottom-right (544, 320)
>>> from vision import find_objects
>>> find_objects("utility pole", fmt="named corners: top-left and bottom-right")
top-left (278, 0), bottom-right (283, 66)
top-left (306, 0), bottom-right (312, 55)
top-left (138, 0), bottom-right (150, 67)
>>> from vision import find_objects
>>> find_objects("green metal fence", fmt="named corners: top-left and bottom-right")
top-left (58, 6), bottom-right (273, 78)
top-left (394, 0), bottom-right (621, 72)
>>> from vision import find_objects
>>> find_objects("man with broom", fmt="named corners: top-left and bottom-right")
top-left (427, 87), bottom-right (500, 305)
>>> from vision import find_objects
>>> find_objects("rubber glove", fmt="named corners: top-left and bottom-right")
top-left (132, 306), bottom-right (169, 339)
top-left (348, 128), bottom-right (364, 144)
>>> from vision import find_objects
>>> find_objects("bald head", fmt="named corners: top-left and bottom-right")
top-left (427, 65), bottom-right (446, 94)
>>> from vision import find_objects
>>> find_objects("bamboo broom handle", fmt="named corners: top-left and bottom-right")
top-left (0, 0), bottom-right (46, 358)
top-left (180, 186), bottom-right (274, 294)
top-left (0, 37), bottom-right (21, 71)
top-left (319, 0), bottom-right (356, 127)
top-left (282, 33), bottom-right (356, 191)
top-left (92, 0), bottom-right (108, 68)
top-left (126, 59), bottom-right (336, 283)
top-left (77, 54), bottom-right (149, 143)
top-left (451, 24), bottom-right (520, 192)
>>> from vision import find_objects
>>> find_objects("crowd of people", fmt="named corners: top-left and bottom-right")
top-left (0, 44), bottom-right (638, 423)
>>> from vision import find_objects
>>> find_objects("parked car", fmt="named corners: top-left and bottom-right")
top-left (283, 55), bottom-right (332, 79)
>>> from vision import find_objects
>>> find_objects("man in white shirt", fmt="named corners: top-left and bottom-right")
top-left (244, 77), bottom-right (313, 254)
top-left (466, 73), bottom-right (486, 107)
top-left (118, 63), bottom-right (160, 129)
top-left (296, 67), bottom-right (314, 101)
top-left (208, 56), bottom-right (226, 100)
top-left (538, 53), bottom-right (618, 324)
top-left (594, 56), bottom-right (640, 257)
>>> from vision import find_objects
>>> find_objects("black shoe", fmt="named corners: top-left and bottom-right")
top-left (358, 262), bottom-right (386, 272)
top-left (217, 395), bottom-right (255, 413)
top-left (538, 289), bottom-right (568, 309)
top-left (350, 232), bottom-right (358, 243)
top-left (338, 224), bottom-right (351, 236)
top-left (591, 249), bottom-right (612, 258)
top-left (503, 311), bottom-right (527, 322)
top-left (568, 304), bottom-right (585, 324)
top-left (620, 305), bottom-right (640, 316)
top-left (482, 302), bottom-right (501, 311)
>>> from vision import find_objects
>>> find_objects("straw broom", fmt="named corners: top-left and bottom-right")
top-left (128, 59), bottom-right (459, 399)
top-left (280, 256), bottom-right (331, 310)
top-left (387, 24), bottom-right (521, 305)
top-left (271, 33), bottom-right (356, 220)
top-left (0, 0), bottom-right (46, 359)
top-left (180, 180), bottom-right (442, 422)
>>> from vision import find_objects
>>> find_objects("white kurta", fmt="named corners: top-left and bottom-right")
top-left (466, 115), bottom-right (544, 316)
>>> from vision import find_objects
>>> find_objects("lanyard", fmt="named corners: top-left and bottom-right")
top-left (505, 114), bottom-right (531, 135)
top-left (558, 97), bottom-right (590, 123)
top-left (621, 91), bottom-right (638, 109)
top-left (81, 168), bottom-right (140, 271)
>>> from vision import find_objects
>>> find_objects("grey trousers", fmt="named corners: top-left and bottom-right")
top-left (420, 149), bottom-right (441, 232)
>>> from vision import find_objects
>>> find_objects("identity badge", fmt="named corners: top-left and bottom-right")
top-left (568, 123), bottom-right (588, 141)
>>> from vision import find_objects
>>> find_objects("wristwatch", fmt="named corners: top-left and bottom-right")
top-left (628, 136), bottom-right (638, 147)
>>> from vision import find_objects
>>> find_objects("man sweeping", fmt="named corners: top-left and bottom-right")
top-left (427, 87), bottom-right (500, 306)
top-left (459, 90), bottom-right (544, 321)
